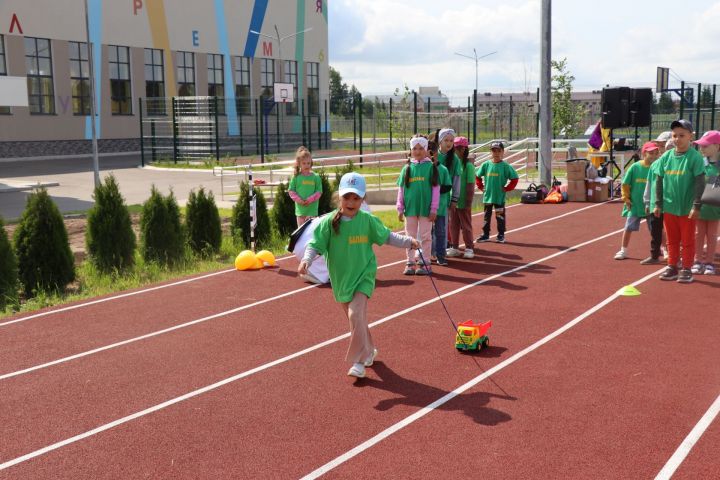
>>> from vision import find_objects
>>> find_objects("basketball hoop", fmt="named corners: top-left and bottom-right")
top-left (274, 82), bottom-right (294, 103)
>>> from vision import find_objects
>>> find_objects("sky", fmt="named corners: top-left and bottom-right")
top-left (328, 0), bottom-right (720, 104)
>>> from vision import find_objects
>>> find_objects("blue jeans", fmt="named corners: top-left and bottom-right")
top-left (432, 215), bottom-right (447, 261)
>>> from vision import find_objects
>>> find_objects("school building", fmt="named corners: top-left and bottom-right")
top-left (0, 0), bottom-right (329, 158)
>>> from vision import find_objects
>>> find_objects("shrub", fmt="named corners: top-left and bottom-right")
top-left (317, 169), bottom-right (334, 214)
top-left (272, 181), bottom-right (298, 238)
top-left (13, 188), bottom-right (75, 296)
top-left (85, 174), bottom-right (136, 272)
top-left (185, 187), bottom-right (222, 256)
top-left (0, 216), bottom-right (19, 310)
top-left (332, 159), bottom-right (356, 191)
top-left (140, 186), bottom-right (185, 266)
top-left (231, 181), bottom-right (270, 248)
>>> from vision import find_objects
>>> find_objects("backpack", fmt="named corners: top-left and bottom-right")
top-left (521, 183), bottom-right (545, 204)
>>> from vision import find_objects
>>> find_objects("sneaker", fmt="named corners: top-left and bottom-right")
top-left (436, 258), bottom-right (449, 266)
top-left (640, 256), bottom-right (661, 265)
top-left (446, 247), bottom-right (462, 257)
top-left (430, 255), bottom-right (437, 263)
top-left (415, 265), bottom-right (431, 276)
top-left (403, 263), bottom-right (416, 275)
top-left (614, 249), bottom-right (627, 260)
top-left (364, 348), bottom-right (378, 367)
top-left (677, 269), bottom-right (694, 283)
top-left (691, 263), bottom-right (705, 275)
top-left (496, 235), bottom-right (506, 244)
top-left (300, 272), bottom-right (323, 284)
top-left (463, 249), bottom-right (475, 259)
top-left (476, 234), bottom-right (490, 243)
top-left (659, 266), bottom-right (679, 281)
top-left (347, 363), bottom-right (366, 378)
top-left (704, 264), bottom-right (716, 275)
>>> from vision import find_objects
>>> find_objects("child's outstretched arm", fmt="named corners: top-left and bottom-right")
top-left (385, 232), bottom-right (419, 250)
top-left (298, 246), bottom-right (320, 275)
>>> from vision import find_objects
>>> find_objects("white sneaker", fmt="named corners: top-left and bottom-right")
top-left (347, 363), bottom-right (366, 378)
top-left (691, 263), bottom-right (705, 275)
top-left (614, 249), bottom-right (626, 260)
top-left (300, 272), bottom-right (323, 284)
top-left (463, 249), bottom-right (474, 259)
top-left (364, 348), bottom-right (378, 367)
top-left (704, 264), bottom-right (716, 275)
top-left (446, 247), bottom-right (462, 257)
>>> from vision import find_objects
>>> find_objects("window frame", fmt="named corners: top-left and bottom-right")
top-left (0, 34), bottom-right (9, 114)
top-left (25, 36), bottom-right (56, 115)
top-left (144, 48), bottom-right (166, 116)
top-left (306, 61), bottom-right (319, 116)
top-left (234, 56), bottom-right (252, 116)
top-left (284, 60), bottom-right (298, 116)
top-left (207, 53), bottom-right (225, 115)
top-left (108, 44), bottom-right (133, 115)
top-left (176, 51), bottom-right (196, 97)
top-left (260, 58), bottom-right (275, 116)
top-left (69, 41), bottom-right (91, 116)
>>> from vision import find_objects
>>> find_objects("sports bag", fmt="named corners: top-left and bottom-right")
top-left (701, 175), bottom-right (720, 207)
top-left (521, 183), bottom-right (544, 204)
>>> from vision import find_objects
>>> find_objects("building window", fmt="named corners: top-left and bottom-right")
top-left (144, 48), bottom-right (165, 115)
top-left (0, 35), bottom-right (9, 114)
top-left (109, 45), bottom-right (132, 114)
top-left (234, 56), bottom-right (251, 116)
top-left (176, 51), bottom-right (195, 96)
top-left (260, 58), bottom-right (275, 115)
top-left (69, 41), bottom-right (91, 115)
top-left (207, 53), bottom-right (225, 114)
top-left (284, 60), bottom-right (298, 116)
top-left (25, 37), bottom-right (55, 114)
top-left (307, 61), bottom-right (319, 116)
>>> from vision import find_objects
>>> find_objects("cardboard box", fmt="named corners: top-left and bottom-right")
top-left (566, 160), bottom-right (588, 181)
top-left (567, 180), bottom-right (586, 202)
top-left (585, 180), bottom-right (610, 203)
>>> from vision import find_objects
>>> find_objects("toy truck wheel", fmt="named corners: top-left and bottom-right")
top-left (483, 338), bottom-right (490, 348)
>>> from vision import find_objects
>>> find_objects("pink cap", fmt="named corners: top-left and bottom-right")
top-left (453, 136), bottom-right (469, 147)
top-left (694, 130), bottom-right (720, 147)
top-left (641, 141), bottom-right (659, 153)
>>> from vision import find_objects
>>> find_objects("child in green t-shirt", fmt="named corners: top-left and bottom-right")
top-left (614, 142), bottom-right (660, 261)
top-left (299, 173), bottom-right (419, 378)
top-left (475, 142), bottom-right (519, 243)
top-left (692, 130), bottom-right (720, 275)
top-left (653, 120), bottom-right (706, 283)
top-left (288, 146), bottom-right (323, 227)
top-left (396, 135), bottom-right (440, 275)
top-left (427, 131), bottom-right (452, 266)
top-left (447, 136), bottom-right (476, 258)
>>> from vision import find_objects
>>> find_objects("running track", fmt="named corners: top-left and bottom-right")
top-left (1, 201), bottom-right (718, 479)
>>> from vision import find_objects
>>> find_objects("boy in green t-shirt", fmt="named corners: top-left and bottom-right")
top-left (692, 130), bottom-right (720, 275)
top-left (475, 142), bottom-right (519, 243)
top-left (614, 142), bottom-right (660, 261)
top-left (653, 120), bottom-right (706, 283)
top-left (447, 136), bottom-right (477, 258)
top-left (300, 172), bottom-right (419, 378)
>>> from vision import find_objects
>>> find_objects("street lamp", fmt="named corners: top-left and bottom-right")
top-left (454, 49), bottom-right (497, 96)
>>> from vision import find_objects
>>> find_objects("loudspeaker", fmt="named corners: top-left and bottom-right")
top-left (630, 88), bottom-right (652, 127)
top-left (601, 87), bottom-right (631, 129)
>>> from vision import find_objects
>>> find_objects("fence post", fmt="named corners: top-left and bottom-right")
top-left (427, 97), bottom-right (431, 134)
top-left (308, 106), bottom-right (313, 152)
top-left (301, 99), bottom-right (307, 147)
top-left (254, 98), bottom-right (260, 155)
top-left (679, 81), bottom-right (685, 118)
top-left (213, 96), bottom-right (220, 163)
top-left (467, 96), bottom-right (471, 139)
top-left (358, 92), bottom-right (364, 161)
top-left (317, 106), bottom-right (322, 150)
top-left (536, 87), bottom-right (540, 138)
top-left (151, 119), bottom-right (157, 162)
top-left (389, 98), bottom-right (393, 151)
top-left (472, 89), bottom-right (477, 144)
top-left (259, 96), bottom-right (265, 163)
top-left (696, 83), bottom-right (702, 133)
top-left (509, 96), bottom-right (514, 141)
top-left (324, 99), bottom-right (329, 149)
top-left (413, 90), bottom-right (418, 134)
top-left (172, 97), bottom-right (178, 164)
top-left (352, 95), bottom-right (356, 150)
top-left (139, 97), bottom-right (145, 167)
top-left (712, 85), bottom-right (717, 130)
top-left (239, 102), bottom-right (244, 156)
top-left (276, 103), bottom-right (281, 153)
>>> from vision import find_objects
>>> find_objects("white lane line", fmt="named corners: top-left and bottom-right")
top-left (301, 267), bottom-right (665, 479)
top-left (655, 393), bottom-right (720, 480)
top-left (0, 206), bottom-right (529, 328)
top-left (0, 201), bottom-right (610, 380)
top-left (0, 225), bottom-right (625, 470)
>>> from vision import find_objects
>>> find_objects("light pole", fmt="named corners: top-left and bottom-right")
top-left (454, 49), bottom-right (497, 98)
top-left (83, 0), bottom-right (100, 188)
top-left (250, 25), bottom-right (313, 69)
